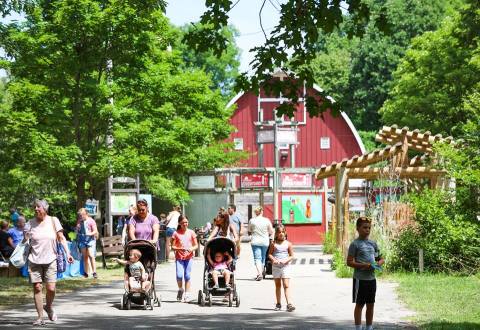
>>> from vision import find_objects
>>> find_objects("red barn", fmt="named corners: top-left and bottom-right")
top-left (225, 80), bottom-right (365, 245)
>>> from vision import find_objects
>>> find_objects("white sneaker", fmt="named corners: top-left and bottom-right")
top-left (183, 292), bottom-right (190, 303)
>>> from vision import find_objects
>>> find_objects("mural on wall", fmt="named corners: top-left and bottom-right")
top-left (281, 194), bottom-right (322, 224)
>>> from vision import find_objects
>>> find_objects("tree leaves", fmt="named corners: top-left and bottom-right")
top-left (0, 0), bottom-right (242, 210)
top-left (185, 0), bottom-right (392, 118)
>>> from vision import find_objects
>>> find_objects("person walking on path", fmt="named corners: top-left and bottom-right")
top-left (165, 205), bottom-right (181, 261)
top-left (127, 199), bottom-right (159, 244)
top-left (208, 211), bottom-right (238, 242)
top-left (121, 205), bottom-right (137, 246)
top-left (347, 217), bottom-right (385, 330)
top-left (24, 199), bottom-right (73, 326)
top-left (76, 208), bottom-right (99, 279)
top-left (171, 214), bottom-right (198, 302)
top-left (248, 206), bottom-right (274, 281)
top-left (227, 204), bottom-right (242, 256)
top-left (8, 215), bottom-right (26, 247)
top-left (268, 225), bottom-right (295, 312)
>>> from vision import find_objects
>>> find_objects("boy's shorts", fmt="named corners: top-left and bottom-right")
top-left (352, 278), bottom-right (376, 305)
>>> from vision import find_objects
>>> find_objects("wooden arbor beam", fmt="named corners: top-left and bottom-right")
top-left (376, 125), bottom-right (455, 154)
top-left (315, 142), bottom-right (404, 179)
top-left (347, 167), bottom-right (447, 179)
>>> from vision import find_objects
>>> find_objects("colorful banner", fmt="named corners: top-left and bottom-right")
top-left (281, 194), bottom-right (322, 224)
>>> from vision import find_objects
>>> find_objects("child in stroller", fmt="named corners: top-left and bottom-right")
top-left (198, 237), bottom-right (240, 307)
top-left (115, 239), bottom-right (161, 310)
top-left (115, 248), bottom-right (150, 292)
top-left (208, 251), bottom-right (233, 290)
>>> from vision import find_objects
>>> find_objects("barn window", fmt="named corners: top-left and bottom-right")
top-left (320, 137), bottom-right (330, 149)
top-left (234, 138), bottom-right (244, 150)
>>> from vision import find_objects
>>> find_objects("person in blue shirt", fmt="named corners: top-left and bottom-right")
top-left (8, 215), bottom-right (25, 247)
top-left (10, 208), bottom-right (19, 227)
top-left (227, 204), bottom-right (243, 257)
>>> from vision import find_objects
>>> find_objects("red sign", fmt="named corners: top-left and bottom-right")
top-left (240, 173), bottom-right (270, 189)
top-left (280, 173), bottom-right (312, 188)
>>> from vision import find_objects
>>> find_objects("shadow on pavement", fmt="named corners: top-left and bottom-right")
top-left (2, 313), bottom-right (416, 329)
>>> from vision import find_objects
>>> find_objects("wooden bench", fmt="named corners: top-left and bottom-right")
top-left (100, 235), bottom-right (124, 269)
top-left (0, 263), bottom-right (21, 277)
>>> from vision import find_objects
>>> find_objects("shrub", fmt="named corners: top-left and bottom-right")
top-left (391, 189), bottom-right (480, 274)
top-left (331, 248), bottom-right (353, 278)
top-left (323, 229), bottom-right (336, 254)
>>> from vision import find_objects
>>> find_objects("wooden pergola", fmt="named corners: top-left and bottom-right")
top-left (315, 125), bottom-right (455, 248)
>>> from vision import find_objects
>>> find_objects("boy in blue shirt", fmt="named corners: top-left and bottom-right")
top-left (347, 217), bottom-right (384, 330)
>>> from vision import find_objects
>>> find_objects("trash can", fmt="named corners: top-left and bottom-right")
top-left (157, 229), bottom-right (167, 263)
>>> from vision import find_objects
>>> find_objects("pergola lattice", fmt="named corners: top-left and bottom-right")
top-left (315, 125), bottom-right (455, 247)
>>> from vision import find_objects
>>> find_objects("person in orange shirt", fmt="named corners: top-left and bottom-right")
top-left (171, 215), bottom-right (198, 302)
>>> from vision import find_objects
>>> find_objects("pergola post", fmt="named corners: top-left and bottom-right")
top-left (343, 176), bottom-right (350, 252)
top-left (335, 167), bottom-right (347, 248)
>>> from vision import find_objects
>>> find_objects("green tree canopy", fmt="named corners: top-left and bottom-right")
top-left (0, 0), bottom-right (240, 211)
top-left (312, 0), bottom-right (459, 131)
top-left (184, 0), bottom-right (393, 118)
top-left (173, 24), bottom-right (240, 99)
top-left (380, 1), bottom-right (479, 135)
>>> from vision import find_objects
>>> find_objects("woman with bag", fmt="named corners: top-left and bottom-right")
top-left (76, 208), bottom-right (99, 279)
top-left (24, 199), bottom-right (73, 326)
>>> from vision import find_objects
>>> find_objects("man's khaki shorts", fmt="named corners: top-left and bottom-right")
top-left (28, 260), bottom-right (57, 283)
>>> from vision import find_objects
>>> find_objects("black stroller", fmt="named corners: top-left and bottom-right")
top-left (263, 243), bottom-right (273, 279)
top-left (264, 221), bottom-right (286, 278)
top-left (119, 239), bottom-right (161, 310)
top-left (198, 237), bottom-right (240, 307)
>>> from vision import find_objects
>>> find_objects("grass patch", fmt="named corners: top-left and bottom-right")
top-left (389, 272), bottom-right (480, 329)
top-left (0, 259), bottom-right (124, 310)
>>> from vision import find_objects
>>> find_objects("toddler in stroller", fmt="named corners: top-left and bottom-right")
top-left (115, 239), bottom-right (161, 310)
top-left (115, 248), bottom-right (150, 292)
top-left (198, 237), bottom-right (240, 307)
top-left (208, 251), bottom-right (233, 290)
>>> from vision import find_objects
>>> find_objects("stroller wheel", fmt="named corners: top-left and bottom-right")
top-left (228, 292), bottom-right (233, 307)
top-left (148, 297), bottom-right (153, 310)
top-left (262, 269), bottom-right (266, 279)
top-left (207, 293), bottom-right (212, 307)
top-left (126, 299), bottom-right (131, 310)
top-left (120, 296), bottom-right (124, 310)
top-left (156, 295), bottom-right (162, 307)
top-left (235, 293), bottom-right (240, 307)
top-left (198, 290), bottom-right (205, 307)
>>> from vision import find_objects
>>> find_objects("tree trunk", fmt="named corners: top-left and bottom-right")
top-left (76, 175), bottom-right (86, 210)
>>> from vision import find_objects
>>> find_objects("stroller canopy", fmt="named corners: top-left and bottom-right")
top-left (204, 237), bottom-right (236, 261)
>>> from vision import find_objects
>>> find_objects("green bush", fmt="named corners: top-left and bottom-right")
top-left (391, 190), bottom-right (480, 274)
top-left (323, 230), bottom-right (336, 254)
top-left (331, 248), bottom-right (353, 278)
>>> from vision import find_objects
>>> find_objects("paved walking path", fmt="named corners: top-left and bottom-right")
top-left (1, 244), bottom-right (415, 329)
